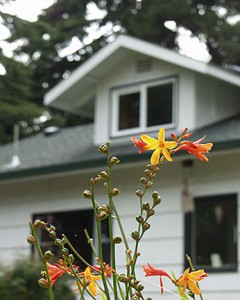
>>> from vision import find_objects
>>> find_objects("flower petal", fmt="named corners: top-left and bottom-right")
top-left (151, 147), bottom-right (161, 165)
top-left (158, 128), bottom-right (165, 141)
top-left (162, 147), bottom-right (173, 161)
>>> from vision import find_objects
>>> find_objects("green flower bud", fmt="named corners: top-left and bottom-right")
top-left (147, 209), bottom-right (155, 218)
top-left (142, 222), bottom-right (150, 232)
top-left (33, 219), bottom-right (42, 228)
top-left (110, 188), bottom-right (120, 196)
top-left (136, 190), bottom-right (143, 197)
top-left (27, 235), bottom-right (36, 245)
top-left (136, 215), bottom-right (144, 224)
top-left (100, 171), bottom-right (109, 179)
top-left (49, 231), bottom-right (56, 239)
top-left (43, 250), bottom-right (54, 261)
top-left (131, 231), bottom-right (140, 241)
top-left (82, 190), bottom-right (93, 199)
top-left (98, 144), bottom-right (108, 153)
top-left (140, 177), bottom-right (148, 184)
top-left (113, 236), bottom-right (122, 244)
top-left (38, 278), bottom-right (48, 288)
top-left (110, 156), bottom-right (120, 165)
top-left (142, 202), bottom-right (150, 211)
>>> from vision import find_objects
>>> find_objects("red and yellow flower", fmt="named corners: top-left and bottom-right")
top-left (132, 128), bottom-right (177, 165)
top-left (177, 267), bottom-right (208, 295)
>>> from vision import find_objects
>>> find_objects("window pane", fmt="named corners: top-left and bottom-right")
top-left (119, 92), bottom-right (140, 130)
top-left (147, 83), bottom-right (172, 127)
top-left (33, 210), bottom-right (110, 270)
top-left (193, 194), bottom-right (237, 271)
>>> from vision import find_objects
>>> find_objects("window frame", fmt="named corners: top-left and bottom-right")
top-left (110, 77), bottom-right (177, 138)
top-left (185, 193), bottom-right (238, 273)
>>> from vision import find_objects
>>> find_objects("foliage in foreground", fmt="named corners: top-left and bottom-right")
top-left (0, 258), bottom-right (75, 300)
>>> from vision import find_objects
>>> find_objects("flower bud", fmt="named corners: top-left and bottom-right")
top-left (131, 231), bottom-right (140, 241)
top-left (137, 284), bottom-right (144, 291)
top-left (97, 211), bottom-right (108, 221)
top-left (147, 209), bottom-right (155, 218)
top-left (61, 247), bottom-right (69, 256)
top-left (144, 169), bottom-right (151, 177)
top-left (38, 278), bottom-right (48, 288)
top-left (33, 219), bottom-right (42, 228)
top-left (140, 177), bottom-right (148, 184)
top-left (82, 190), bottom-right (93, 199)
top-left (135, 190), bottom-right (143, 197)
top-left (142, 222), bottom-right (150, 232)
top-left (142, 202), bottom-right (150, 211)
top-left (98, 144), bottom-right (108, 153)
top-left (146, 181), bottom-right (153, 188)
top-left (113, 236), bottom-right (122, 244)
top-left (49, 231), bottom-right (56, 239)
top-left (153, 196), bottom-right (161, 206)
top-left (98, 205), bottom-right (109, 213)
top-left (110, 188), bottom-right (120, 196)
top-left (100, 171), bottom-right (109, 179)
top-left (136, 215), bottom-right (144, 224)
top-left (110, 156), bottom-right (120, 165)
top-left (27, 235), bottom-right (36, 245)
top-left (43, 250), bottom-right (54, 261)
top-left (69, 254), bottom-right (74, 263)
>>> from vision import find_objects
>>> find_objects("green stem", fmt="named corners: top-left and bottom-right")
top-left (105, 147), bottom-right (118, 300)
top-left (29, 222), bottom-right (54, 300)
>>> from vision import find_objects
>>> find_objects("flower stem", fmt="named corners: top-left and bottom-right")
top-left (29, 221), bottom-right (55, 300)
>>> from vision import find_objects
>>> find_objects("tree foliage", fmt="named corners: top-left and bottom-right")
top-left (0, 0), bottom-right (239, 144)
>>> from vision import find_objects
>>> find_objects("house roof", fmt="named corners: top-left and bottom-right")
top-left (1, 114), bottom-right (240, 181)
top-left (44, 35), bottom-right (240, 113)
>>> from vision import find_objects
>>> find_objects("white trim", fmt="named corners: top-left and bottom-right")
top-left (44, 35), bottom-right (240, 108)
top-left (110, 77), bottom-right (177, 138)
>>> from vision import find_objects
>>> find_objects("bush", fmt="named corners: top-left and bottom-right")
top-left (0, 258), bottom-right (75, 300)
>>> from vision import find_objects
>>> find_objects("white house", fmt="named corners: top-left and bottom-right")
top-left (0, 35), bottom-right (240, 299)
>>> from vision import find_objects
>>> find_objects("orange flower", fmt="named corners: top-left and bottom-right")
top-left (142, 263), bottom-right (173, 294)
top-left (175, 136), bottom-right (213, 162)
top-left (177, 268), bottom-right (208, 295)
top-left (132, 128), bottom-right (177, 165)
top-left (46, 260), bottom-right (68, 287)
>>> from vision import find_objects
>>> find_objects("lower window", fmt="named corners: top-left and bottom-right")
top-left (185, 193), bottom-right (238, 272)
top-left (32, 209), bottom-right (110, 270)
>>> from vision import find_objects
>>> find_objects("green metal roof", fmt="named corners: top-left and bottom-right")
top-left (0, 114), bottom-right (240, 181)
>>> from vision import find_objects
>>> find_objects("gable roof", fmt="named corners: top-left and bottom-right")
top-left (1, 114), bottom-right (240, 181)
top-left (44, 35), bottom-right (240, 113)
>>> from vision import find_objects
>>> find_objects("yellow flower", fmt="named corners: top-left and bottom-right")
top-left (177, 268), bottom-right (208, 295)
top-left (75, 267), bottom-right (102, 296)
top-left (140, 128), bottom-right (177, 165)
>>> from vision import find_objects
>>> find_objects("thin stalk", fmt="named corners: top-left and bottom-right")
top-left (29, 222), bottom-right (54, 300)
top-left (84, 230), bottom-right (111, 300)
top-left (105, 148), bottom-right (118, 300)
top-left (62, 234), bottom-right (92, 268)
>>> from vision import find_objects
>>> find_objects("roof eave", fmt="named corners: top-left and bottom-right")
top-left (1, 139), bottom-right (239, 182)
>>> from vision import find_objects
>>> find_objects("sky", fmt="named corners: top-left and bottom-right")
top-left (0, 0), bottom-right (212, 75)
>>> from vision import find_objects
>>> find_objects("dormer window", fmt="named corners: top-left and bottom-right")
top-left (110, 77), bottom-right (177, 137)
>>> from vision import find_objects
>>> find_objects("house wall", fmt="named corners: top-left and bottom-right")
top-left (195, 75), bottom-right (240, 128)
top-left (0, 150), bottom-right (240, 299)
top-left (94, 52), bottom-right (197, 145)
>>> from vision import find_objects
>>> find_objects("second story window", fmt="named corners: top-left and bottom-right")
top-left (111, 77), bottom-right (177, 137)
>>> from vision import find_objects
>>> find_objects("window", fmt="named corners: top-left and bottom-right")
top-left (111, 77), bottom-right (177, 137)
top-left (32, 209), bottom-right (110, 270)
top-left (185, 194), bottom-right (237, 272)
